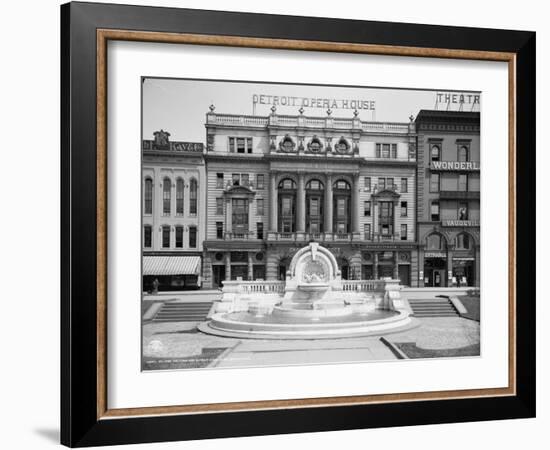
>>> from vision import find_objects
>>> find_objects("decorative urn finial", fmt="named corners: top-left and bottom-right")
top-left (299, 106), bottom-right (305, 115)
top-left (327, 108), bottom-right (332, 116)
top-left (209, 104), bottom-right (215, 112)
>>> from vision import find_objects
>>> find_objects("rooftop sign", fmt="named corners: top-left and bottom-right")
top-left (435, 91), bottom-right (481, 111)
top-left (252, 94), bottom-right (376, 111)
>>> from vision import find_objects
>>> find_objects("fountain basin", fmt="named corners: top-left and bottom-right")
top-left (198, 309), bottom-right (417, 339)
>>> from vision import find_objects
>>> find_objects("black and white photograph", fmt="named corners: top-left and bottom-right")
top-left (141, 78), bottom-right (481, 371)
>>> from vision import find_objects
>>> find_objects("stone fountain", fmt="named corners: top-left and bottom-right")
top-left (199, 242), bottom-right (416, 339)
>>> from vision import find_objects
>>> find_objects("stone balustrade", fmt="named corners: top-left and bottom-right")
top-left (222, 280), bottom-right (285, 294)
top-left (341, 280), bottom-right (385, 292)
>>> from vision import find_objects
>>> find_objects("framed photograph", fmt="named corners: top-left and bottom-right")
top-left (61, 1), bottom-right (536, 447)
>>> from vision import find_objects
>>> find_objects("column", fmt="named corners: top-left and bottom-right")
top-left (393, 251), bottom-right (399, 279)
top-left (372, 201), bottom-right (379, 240)
top-left (248, 252), bottom-right (254, 281)
top-left (225, 197), bottom-right (232, 235)
top-left (297, 172), bottom-right (306, 232)
top-left (325, 174), bottom-right (333, 233)
top-left (418, 249), bottom-right (425, 287)
top-left (373, 252), bottom-right (379, 279)
top-left (224, 252), bottom-right (231, 281)
top-left (446, 248), bottom-right (453, 287)
top-left (269, 172), bottom-right (278, 232)
top-left (352, 173), bottom-right (361, 233)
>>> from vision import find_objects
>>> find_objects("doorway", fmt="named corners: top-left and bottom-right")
top-left (212, 265), bottom-right (226, 288)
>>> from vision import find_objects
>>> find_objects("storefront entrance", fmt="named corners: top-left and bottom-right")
top-left (424, 258), bottom-right (446, 287)
top-left (212, 265), bottom-right (225, 288)
top-left (452, 259), bottom-right (475, 287)
top-left (231, 265), bottom-right (248, 280)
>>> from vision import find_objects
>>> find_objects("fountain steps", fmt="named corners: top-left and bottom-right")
top-left (408, 299), bottom-right (459, 317)
top-left (153, 302), bottom-right (213, 322)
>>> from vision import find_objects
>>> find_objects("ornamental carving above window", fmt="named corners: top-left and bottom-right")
top-left (279, 135), bottom-right (296, 152)
top-left (307, 136), bottom-right (323, 153)
top-left (334, 137), bottom-right (351, 154)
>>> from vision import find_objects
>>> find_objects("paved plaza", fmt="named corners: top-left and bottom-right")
top-left (142, 315), bottom-right (480, 371)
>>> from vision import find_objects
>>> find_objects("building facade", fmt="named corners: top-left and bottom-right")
top-left (142, 131), bottom-right (206, 291)
top-left (415, 110), bottom-right (481, 287)
top-left (201, 106), bottom-right (420, 289)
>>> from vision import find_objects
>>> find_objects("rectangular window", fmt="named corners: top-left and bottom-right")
top-left (430, 173), bottom-right (440, 192)
top-left (232, 173), bottom-right (240, 186)
top-left (216, 198), bottom-right (224, 215)
top-left (241, 173), bottom-right (249, 186)
top-left (310, 198), bottom-right (320, 216)
top-left (401, 178), bottom-right (408, 193)
top-left (401, 201), bottom-right (408, 217)
top-left (380, 224), bottom-right (392, 235)
top-left (144, 225), bottom-right (152, 248)
top-left (216, 222), bottom-right (224, 239)
top-left (237, 138), bottom-right (246, 153)
top-left (216, 173), bottom-right (224, 189)
top-left (387, 178), bottom-right (394, 189)
top-left (232, 199), bottom-right (249, 233)
top-left (175, 226), bottom-right (183, 248)
top-left (144, 179), bottom-right (153, 215)
top-left (257, 198), bottom-right (264, 216)
top-left (401, 224), bottom-right (407, 240)
top-left (364, 223), bottom-right (371, 239)
top-left (162, 226), bottom-right (170, 248)
top-left (257, 222), bottom-right (264, 239)
top-left (382, 143), bottom-right (390, 158)
top-left (379, 202), bottom-right (393, 218)
top-left (431, 201), bottom-right (440, 221)
top-left (229, 137), bottom-right (235, 153)
top-left (391, 144), bottom-right (397, 159)
top-left (188, 227), bottom-right (197, 248)
top-left (458, 174), bottom-right (468, 191)
top-left (364, 201), bottom-right (371, 216)
top-left (375, 143), bottom-right (381, 158)
top-left (378, 177), bottom-right (386, 190)
top-left (247, 138), bottom-right (253, 154)
top-left (256, 174), bottom-right (265, 189)
top-left (337, 198), bottom-right (347, 217)
top-left (364, 177), bottom-right (371, 192)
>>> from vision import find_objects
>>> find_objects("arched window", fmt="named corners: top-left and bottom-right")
top-left (306, 179), bottom-right (324, 190)
top-left (431, 145), bottom-right (441, 161)
top-left (426, 233), bottom-right (445, 250)
top-left (455, 232), bottom-right (473, 250)
top-left (333, 179), bottom-right (351, 190)
top-left (278, 178), bottom-right (296, 190)
top-left (458, 145), bottom-right (469, 162)
top-left (162, 178), bottom-right (171, 215)
top-left (189, 178), bottom-right (198, 215)
top-left (176, 178), bottom-right (184, 215)
top-left (144, 177), bottom-right (153, 215)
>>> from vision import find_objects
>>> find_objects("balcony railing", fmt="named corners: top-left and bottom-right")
top-left (439, 190), bottom-right (481, 200)
top-left (223, 231), bottom-right (259, 240)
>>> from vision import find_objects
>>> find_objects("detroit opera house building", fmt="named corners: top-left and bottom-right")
top-left (142, 105), bottom-right (480, 291)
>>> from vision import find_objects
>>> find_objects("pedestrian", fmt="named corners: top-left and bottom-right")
top-left (152, 277), bottom-right (159, 294)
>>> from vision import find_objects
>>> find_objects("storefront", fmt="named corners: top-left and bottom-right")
top-left (142, 255), bottom-right (202, 292)
top-left (423, 251), bottom-right (447, 287)
top-left (452, 257), bottom-right (475, 287)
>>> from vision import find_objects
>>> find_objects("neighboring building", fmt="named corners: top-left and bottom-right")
top-left (415, 110), bottom-right (481, 287)
top-left (201, 105), bottom-right (419, 289)
top-left (142, 130), bottom-right (206, 291)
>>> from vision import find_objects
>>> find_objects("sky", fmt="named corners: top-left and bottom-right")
top-left (142, 78), bottom-right (480, 143)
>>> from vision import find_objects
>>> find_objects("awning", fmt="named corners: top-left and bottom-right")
top-left (143, 256), bottom-right (201, 276)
